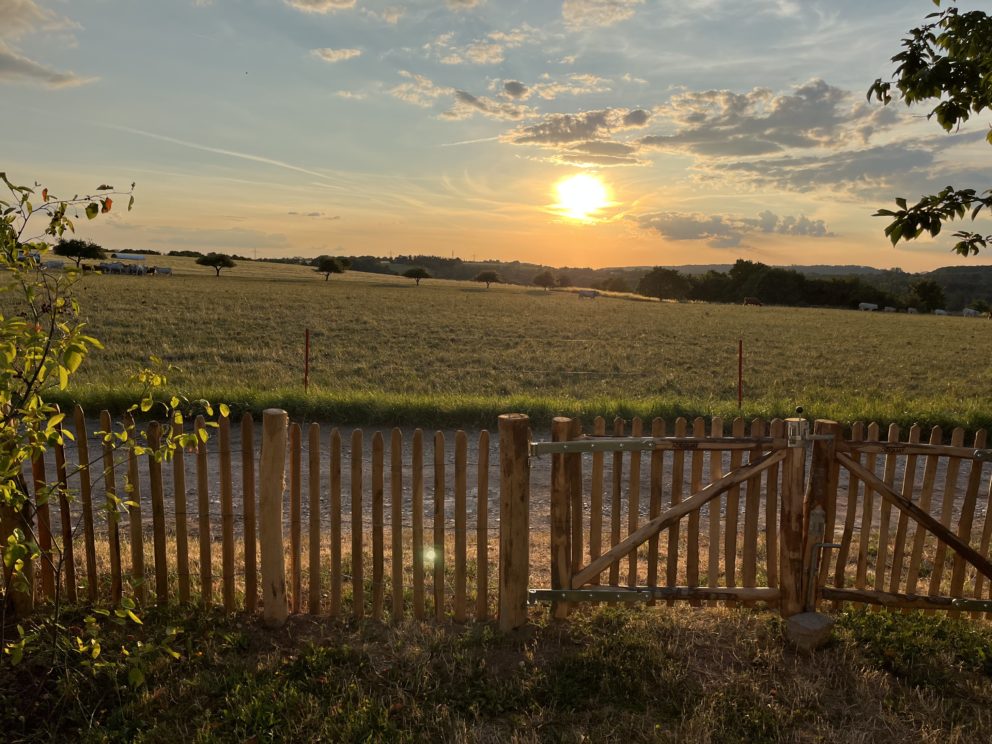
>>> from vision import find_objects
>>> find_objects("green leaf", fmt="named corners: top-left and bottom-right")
top-left (85, 203), bottom-right (99, 220)
top-left (128, 195), bottom-right (135, 211)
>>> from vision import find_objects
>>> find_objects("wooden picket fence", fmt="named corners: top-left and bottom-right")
top-left (20, 405), bottom-right (495, 624)
top-left (11, 408), bottom-right (992, 629)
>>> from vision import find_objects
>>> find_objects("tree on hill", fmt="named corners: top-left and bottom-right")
top-left (907, 278), bottom-right (946, 313)
top-left (54, 238), bottom-right (106, 267)
top-left (403, 267), bottom-right (431, 286)
top-left (533, 270), bottom-right (556, 291)
top-left (557, 273), bottom-right (573, 288)
top-left (474, 270), bottom-right (501, 288)
top-left (637, 267), bottom-right (690, 301)
top-left (314, 255), bottom-right (346, 281)
top-left (196, 252), bottom-right (236, 277)
top-left (592, 276), bottom-right (629, 293)
top-left (869, 2), bottom-right (992, 255)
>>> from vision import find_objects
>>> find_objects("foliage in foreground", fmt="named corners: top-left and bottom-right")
top-left (1, 604), bottom-right (990, 743)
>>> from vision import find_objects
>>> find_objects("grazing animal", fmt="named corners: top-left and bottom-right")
top-left (577, 289), bottom-right (599, 299)
top-left (858, 302), bottom-right (878, 311)
top-left (743, 296), bottom-right (762, 306)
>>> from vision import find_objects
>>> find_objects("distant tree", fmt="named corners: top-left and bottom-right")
top-left (869, 1), bottom-right (992, 256)
top-left (557, 273), bottom-right (573, 288)
top-left (474, 270), bottom-right (501, 288)
top-left (637, 267), bottom-right (691, 301)
top-left (533, 270), bottom-right (556, 291)
top-left (314, 255), bottom-right (346, 281)
top-left (592, 276), bottom-right (629, 293)
top-left (53, 238), bottom-right (106, 267)
top-left (403, 267), bottom-right (431, 286)
top-left (907, 278), bottom-right (946, 313)
top-left (168, 249), bottom-right (204, 258)
top-left (196, 252), bottom-right (236, 277)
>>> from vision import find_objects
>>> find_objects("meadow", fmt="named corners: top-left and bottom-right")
top-left (60, 257), bottom-right (992, 430)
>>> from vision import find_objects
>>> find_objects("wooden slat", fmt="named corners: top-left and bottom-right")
top-left (412, 429), bottom-right (425, 620)
top-left (329, 429), bottom-right (342, 617)
top-left (219, 416), bottom-right (235, 612)
top-left (572, 449), bottom-right (787, 589)
top-left (289, 423), bottom-right (302, 613)
top-left (173, 417), bottom-right (191, 604)
top-left (73, 405), bottom-right (98, 602)
top-left (667, 417), bottom-right (687, 602)
top-left (818, 421), bottom-right (842, 593)
top-left (433, 431), bottom-right (445, 621)
top-left (742, 419), bottom-right (764, 605)
top-left (123, 413), bottom-right (146, 605)
top-left (780, 441), bottom-right (805, 617)
top-left (971, 454), bottom-right (992, 613)
top-left (391, 428), bottom-right (404, 623)
top-left (836, 449), bottom-right (992, 585)
top-left (708, 417), bottom-right (724, 597)
top-left (628, 417), bottom-right (643, 590)
top-left (589, 416), bottom-right (605, 586)
top-left (855, 422), bottom-right (879, 591)
top-left (569, 418), bottom-right (584, 587)
top-left (950, 430), bottom-right (986, 601)
top-left (844, 441), bottom-right (987, 459)
top-left (609, 417), bottom-right (625, 588)
top-left (53, 420), bottom-right (76, 603)
top-left (724, 417), bottom-right (745, 603)
top-left (195, 415), bottom-right (211, 607)
top-left (476, 430), bottom-right (490, 621)
top-left (351, 429), bottom-right (364, 620)
top-left (822, 586), bottom-right (972, 611)
top-left (765, 419), bottom-right (782, 591)
top-left (873, 424), bottom-right (901, 597)
top-left (372, 431), bottom-right (385, 620)
top-left (100, 410), bottom-right (122, 604)
top-left (147, 422), bottom-right (168, 604)
top-left (551, 418), bottom-right (572, 619)
top-left (832, 422), bottom-right (864, 595)
top-left (888, 424), bottom-right (922, 595)
top-left (928, 428), bottom-right (966, 598)
top-left (646, 417), bottom-right (665, 595)
top-left (905, 426), bottom-right (943, 595)
top-left (454, 430), bottom-right (467, 622)
top-left (686, 417), bottom-right (705, 604)
top-left (32, 452), bottom-right (54, 602)
top-left (308, 423), bottom-right (322, 614)
top-left (241, 413), bottom-right (256, 612)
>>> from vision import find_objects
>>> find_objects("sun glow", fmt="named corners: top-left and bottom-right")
top-left (553, 173), bottom-right (609, 221)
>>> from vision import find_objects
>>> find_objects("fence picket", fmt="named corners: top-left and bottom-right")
top-left (742, 419), bottom-right (764, 606)
top-left (708, 417), bottom-right (724, 600)
top-left (928, 428), bottom-right (966, 601)
top-left (647, 417), bottom-right (665, 598)
top-left (309, 423), bottom-right (322, 614)
top-left (687, 417), bottom-right (705, 604)
top-left (195, 415), bottom-right (211, 607)
top-left (628, 417), bottom-right (643, 590)
top-left (147, 422), bottom-right (167, 604)
top-left (724, 417), bottom-right (745, 604)
top-left (73, 405), bottom-right (98, 602)
top-left (667, 417), bottom-right (687, 604)
top-left (609, 417), bottom-right (625, 590)
top-left (873, 424), bottom-right (901, 598)
top-left (833, 422), bottom-right (863, 598)
top-left (949, 430), bottom-right (986, 602)
top-left (590, 416), bottom-right (606, 587)
top-left (855, 422), bottom-right (880, 592)
top-left (971, 456), bottom-right (992, 614)
top-left (905, 426), bottom-right (943, 595)
top-left (888, 424), bottom-right (922, 595)
top-left (454, 430), bottom-right (467, 622)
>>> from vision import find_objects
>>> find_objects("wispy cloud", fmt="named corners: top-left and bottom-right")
top-left (312, 47), bottom-right (362, 63)
top-left (634, 209), bottom-right (834, 248)
top-left (442, 90), bottom-right (532, 121)
top-left (562, 0), bottom-right (644, 31)
top-left (0, 42), bottom-right (94, 87)
top-left (284, 0), bottom-right (355, 14)
top-left (389, 70), bottom-right (451, 107)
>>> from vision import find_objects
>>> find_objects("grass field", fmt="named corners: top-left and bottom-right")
top-left (54, 257), bottom-right (992, 430)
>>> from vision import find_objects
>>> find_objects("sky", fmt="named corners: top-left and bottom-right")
top-left (3, 0), bottom-right (991, 271)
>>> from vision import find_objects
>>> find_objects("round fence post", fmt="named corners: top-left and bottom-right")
top-left (499, 414), bottom-right (530, 632)
top-left (259, 409), bottom-right (289, 627)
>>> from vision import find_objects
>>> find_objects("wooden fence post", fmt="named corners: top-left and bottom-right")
top-left (802, 420), bottom-right (839, 612)
top-left (779, 419), bottom-right (806, 618)
top-left (550, 417), bottom-right (572, 619)
top-left (259, 409), bottom-right (289, 627)
top-left (499, 414), bottom-right (530, 632)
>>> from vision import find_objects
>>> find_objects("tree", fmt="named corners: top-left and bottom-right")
top-left (869, 2), bottom-right (992, 255)
top-left (907, 278), bottom-right (946, 313)
top-left (53, 238), bottom-right (106, 267)
top-left (196, 252), bottom-right (236, 277)
top-left (557, 273), bottom-right (573, 288)
top-left (314, 255), bottom-right (346, 281)
top-left (474, 270), bottom-right (501, 288)
top-left (636, 267), bottom-right (690, 301)
top-left (533, 270), bottom-right (556, 291)
top-left (403, 267), bottom-right (431, 286)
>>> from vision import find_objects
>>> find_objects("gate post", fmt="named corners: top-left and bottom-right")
top-left (259, 409), bottom-right (289, 627)
top-left (551, 417), bottom-right (572, 619)
top-left (499, 414), bottom-right (530, 632)
top-left (779, 419), bottom-right (806, 617)
top-left (802, 420), bottom-right (840, 612)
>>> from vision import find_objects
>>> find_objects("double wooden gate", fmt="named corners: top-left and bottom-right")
top-left (495, 414), bottom-right (992, 627)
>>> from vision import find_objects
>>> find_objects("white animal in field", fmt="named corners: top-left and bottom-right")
top-left (858, 302), bottom-right (878, 311)
top-left (907, 307), bottom-right (919, 314)
top-left (577, 289), bottom-right (599, 299)
top-left (934, 309), bottom-right (949, 316)
top-left (962, 308), bottom-right (980, 317)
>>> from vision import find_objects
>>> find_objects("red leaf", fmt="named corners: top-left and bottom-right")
top-left (101, 197), bottom-right (113, 213)
top-left (42, 188), bottom-right (48, 201)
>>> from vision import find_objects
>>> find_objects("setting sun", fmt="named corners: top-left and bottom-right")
top-left (553, 173), bottom-right (610, 221)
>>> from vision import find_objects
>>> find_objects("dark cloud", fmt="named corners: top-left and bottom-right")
top-left (634, 209), bottom-right (834, 247)
top-left (444, 90), bottom-right (530, 120)
top-left (622, 109), bottom-right (649, 127)
top-left (503, 80), bottom-right (528, 99)
top-left (505, 108), bottom-right (649, 145)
